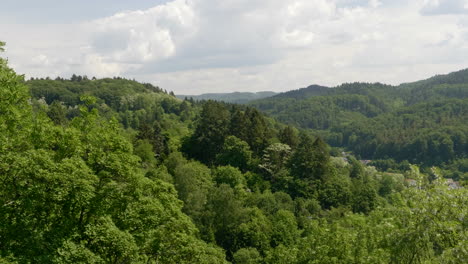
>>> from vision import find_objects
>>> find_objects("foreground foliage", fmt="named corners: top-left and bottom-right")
top-left (1, 44), bottom-right (466, 263)
top-left (0, 51), bottom-right (226, 263)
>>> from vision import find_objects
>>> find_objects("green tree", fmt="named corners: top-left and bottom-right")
top-left (47, 100), bottom-right (68, 125)
top-left (183, 101), bottom-right (230, 163)
top-left (234, 208), bottom-right (272, 254)
top-left (387, 173), bottom-right (467, 263)
top-left (290, 134), bottom-right (330, 182)
top-left (351, 177), bottom-right (378, 214)
top-left (279, 125), bottom-right (299, 149)
top-left (260, 143), bottom-right (292, 179)
top-left (265, 244), bottom-right (299, 264)
top-left (136, 121), bottom-right (169, 160)
top-left (202, 184), bottom-right (245, 256)
top-left (260, 143), bottom-right (294, 193)
top-left (233, 248), bottom-right (262, 264)
top-left (216, 136), bottom-right (253, 172)
top-left (0, 56), bottom-right (227, 262)
top-left (213, 166), bottom-right (246, 188)
top-left (243, 108), bottom-right (271, 154)
top-left (270, 210), bottom-right (300, 247)
top-left (173, 161), bottom-right (213, 223)
top-left (230, 108), bottom-right (249, 141)
top-left (318, 177), bottom-right (352, 210)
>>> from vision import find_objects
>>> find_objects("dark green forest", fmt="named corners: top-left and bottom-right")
top-left (1, 42), bottom-right (467, 263)
top-left (250, 75), bottom-right (468, 180)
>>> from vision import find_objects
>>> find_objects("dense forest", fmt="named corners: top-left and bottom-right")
top-left (1, 42), bottom-right (467, 263)
top-left (250, 74), bottom-right (468, 181)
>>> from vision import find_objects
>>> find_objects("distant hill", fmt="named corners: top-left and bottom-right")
top-left (250, 69), bottom-right (468, 166)
top-left (272, 84), bottom-right (330, 99)
top-left (402, 68), bottom-right (468, 87)
top-left (177, 91), bottom-right (277, 104)
top-left (28, 76), bottom-right (170, 107)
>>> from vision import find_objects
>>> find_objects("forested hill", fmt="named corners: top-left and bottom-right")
top-left (264, 68), bottom-right (468, 102)
top-left (1, 45), bottom-right (467, 262)
top-left (271, 84), bottom-right (330, 99)
top-left (176, 91), bottom-right (277, 104)
top-left (250, 69), bottom-right (468, 171)
top-left (404, 68), bottom-right (468, 88)
top-left (28, 75), bottom-right (170, 106)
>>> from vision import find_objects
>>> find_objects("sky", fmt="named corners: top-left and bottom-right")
top-left (1, 0), bottom-right (468, 95)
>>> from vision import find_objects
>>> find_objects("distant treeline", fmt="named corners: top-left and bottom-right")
top-left (250, 72), bottom-right (468, 172)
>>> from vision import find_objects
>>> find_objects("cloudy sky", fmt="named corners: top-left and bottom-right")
top-left (1, 0), bottom-right (468, 94)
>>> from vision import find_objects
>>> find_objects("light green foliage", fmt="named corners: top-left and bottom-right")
top-left (291, 171), bottom-right (467, 264)
top-left (202, 184), bottom-right (245, 252)
top-left (0, 58), bottom-right (30, 138)
top-left (0, 256), bottom-right (18, 264)
top-left (265, 244), bottom-right (299, 264)
top-left (233, 248), bottom-right (262, 264)
top-left (84, 217), bottom-right (139, 263)
top-left (217, 136), bottom-right (253, 171)
top-left (245, 191), bottom-right (294, 216)
top-left (318, 176), bottom-right (352, 209)
top-left (164, 151), bottom-right (188, 175)
top-left (270, 210), bottom-right (300, 247)
top-left (1, 48), bottom-right (466, 263)
top-left (386, 174), bottom-right (468, 263)
top-left (134, 139), bottom-right (158, 167)
top-left (330, 156), bottom-right (348, 168)
top-left (213, 166), bottom-right (246, 188)
top-left (144, 165), bottom-right (173, 183)
top-left (54, 240), bottom-right (105, 264)
top-left (244, 171), bottom-right (271, 192)
top-left (173, 161), bottom-right (213, 221)
top-left (348, 159), bottom-right (378, 214)
top-left (0, 58), bottom-right (227, 263)
top-left (141, 215), bottom-right (227, 264)
top-left (235, 207), bottom-right (272, 254)
top-left (378, 173), bottom-right (404, 197)
top-left (351, 179), bottom-right (378, 214)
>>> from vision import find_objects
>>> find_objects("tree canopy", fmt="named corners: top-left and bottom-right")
top-left (1, 43), bottom-right (466, 263)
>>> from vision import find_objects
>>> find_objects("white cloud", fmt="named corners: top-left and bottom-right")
top-left (420, 0), bottom-right (468, 15)
top-left (88, 0), bottom-right (196, 64)
top-left (369, 0), bottom-right (382, 8)
top-left (31, 54), bottom-right (51, 67)
top-left (1, 0), bottom-right (468, 94)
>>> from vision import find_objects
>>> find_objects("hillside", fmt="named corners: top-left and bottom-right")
top-left (176, 91), bottom-right (277, 104)
top-left (2, 0), bottom-right (468, 261)
top-left (250, 70), bottom-right (468, 170)
top-left (1, 49), bottom-right (467, 263)
top-left (271, 84), bottom-right (330, 99)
